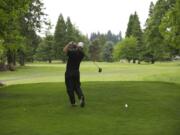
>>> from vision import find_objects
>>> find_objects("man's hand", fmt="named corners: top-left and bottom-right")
top-left (63, 44), bottom-right (69, 54)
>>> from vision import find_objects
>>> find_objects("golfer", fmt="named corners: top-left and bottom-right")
top-left (63, 41), bottom-right (85, 107)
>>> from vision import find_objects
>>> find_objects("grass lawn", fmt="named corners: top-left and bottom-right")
top-left (0, 61), bottom-right (180, 135)
top-left (0, 61), bottom-right (180, 85)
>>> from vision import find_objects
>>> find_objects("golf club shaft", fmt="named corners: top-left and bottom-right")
top-left (93, 61), bottom-right (100, 69)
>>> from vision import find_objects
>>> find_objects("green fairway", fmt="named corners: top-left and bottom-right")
top-left (0, 82), bottom-right (180, 135)
top-left (0, 62), bottom-right (180, 135)
top-left (0, 61), bottom-right (180, 85)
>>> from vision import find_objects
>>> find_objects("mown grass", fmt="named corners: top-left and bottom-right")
top-left (0, 61), bottom-right (180, 135)
top-left (0, 82), bottom-right (180, 135)
top-left (0, 61), bottom-right (180, 85)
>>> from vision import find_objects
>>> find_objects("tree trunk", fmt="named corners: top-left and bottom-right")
top-left (18, 51), bottom-right (25, 66)
top-left (32, 58), bottom-right (34, 63)
top-left (0, 54), bottom-right (7, 71)
top-left (7, 49), bottom-right (16, 71)
top-left (13, 52), bottom-right (16, 66)
top-left (48, 59), bottom-right (52, 63)
top-left (19, 56), bottom-right (25, 66)
top-left (133, 59), bottom-right (136, 64)
top-left (151, 59), bottom-right (155, 64)
top-left (7, 49), bottom-right (13, 65)
top-left (0, 63), bottom-right (6, 71)
top-left (138, 60), bottom-right (141, 64)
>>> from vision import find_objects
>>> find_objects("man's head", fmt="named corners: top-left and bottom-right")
top-left (67, 41), bottom-right (84, 52)
top-left (77, 42), bottom-right (84, 48)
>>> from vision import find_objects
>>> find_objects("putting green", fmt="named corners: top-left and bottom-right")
top-left (0, 82), bottom-right (180, 135)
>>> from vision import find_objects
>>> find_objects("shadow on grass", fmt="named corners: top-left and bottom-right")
top-left (0, 81), bottom-right (180, 107)
top-left (1, 81), bottom-right (180, 89)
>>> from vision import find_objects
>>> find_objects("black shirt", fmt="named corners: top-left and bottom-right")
top-left (66, 50), bottom-right (84, 72)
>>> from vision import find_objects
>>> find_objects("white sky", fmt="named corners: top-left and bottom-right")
top-left (42, 0), bottom-right (158, 37)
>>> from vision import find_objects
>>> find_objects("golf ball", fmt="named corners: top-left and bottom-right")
top-left (125, 104), bottom-right (128, 108)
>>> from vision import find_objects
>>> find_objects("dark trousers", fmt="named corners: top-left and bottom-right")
top-left (65, 71), bottom-right (84, 104)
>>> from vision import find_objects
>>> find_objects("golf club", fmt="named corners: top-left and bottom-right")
top-left (93, 61), bottom-right (102, 73)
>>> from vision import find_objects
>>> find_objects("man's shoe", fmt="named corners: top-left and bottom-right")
top-left (80, 96), bottom-right (85, 107)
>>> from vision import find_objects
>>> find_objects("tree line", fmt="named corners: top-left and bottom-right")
top-left (114, 0), bottom-right (180, 64)
top-left (0, 0), bottom-right (122, 71)
top-left (51, 0), bottom-right (180, 64)
top-left (0, 0), bottom-right (179, 71)
top-left (0, 0), bottom-right (46, 71)
top-left (35, 14), bottom-right (123, 63)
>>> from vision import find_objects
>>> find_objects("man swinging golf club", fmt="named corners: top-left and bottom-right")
top-left (63, 41), bottom-right (85, 107)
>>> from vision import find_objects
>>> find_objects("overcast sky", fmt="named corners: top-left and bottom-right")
top-left (42, 0), bottom-right (158, 37)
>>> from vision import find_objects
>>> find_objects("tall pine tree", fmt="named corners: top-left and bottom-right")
top-left (125, 12), bottom-right (143, 63)
top-left (144, 0), bottom-right (173, 63)
top-left (126, 14), bottom-right (134, 37)
top-left (54, 14), bottom-right (67, 62)
top-left (66, 17), bottom-right (76, 42)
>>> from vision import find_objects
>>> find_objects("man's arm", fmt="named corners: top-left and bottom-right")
top-left (63, 44), bottom-right (69, 54)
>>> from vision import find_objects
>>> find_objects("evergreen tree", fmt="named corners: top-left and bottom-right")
top-left (126, 14), bottom-right (134, 37)
top-left (35, 35), bottom-right (54, 63)
top-left (106, 30), bottom-right (120, 43)
top-left (149, 2), bottom-right (155, 17)
top-left (102, 41), bottom-right (114, 62)
top-left (89, 39), bottom-right (101, 61)
top-left (90, 31), bottom-right (121, 43)
top-left (133, 12), bottom-right (143, 63)
top-left (66, 17), bottom-right (77, 42)
top-left (66, 17), bottom-right (83, 43)
top-left (144, 0), bottom-right (173, 63)
top-left (89, 31), bottom-right (122, 61)
top-left (90, 33), bottom-right (99, 41)
top-left (54, 14), bottom-right (88, 62)
top-left (54, 14), bottom-right (67, 62)
top-left (125, 12), bottom-right (143, 63)
top-left (118, 31), bottom-right (123, 41)
top-left (107, 30), bottom-right (113, 41)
